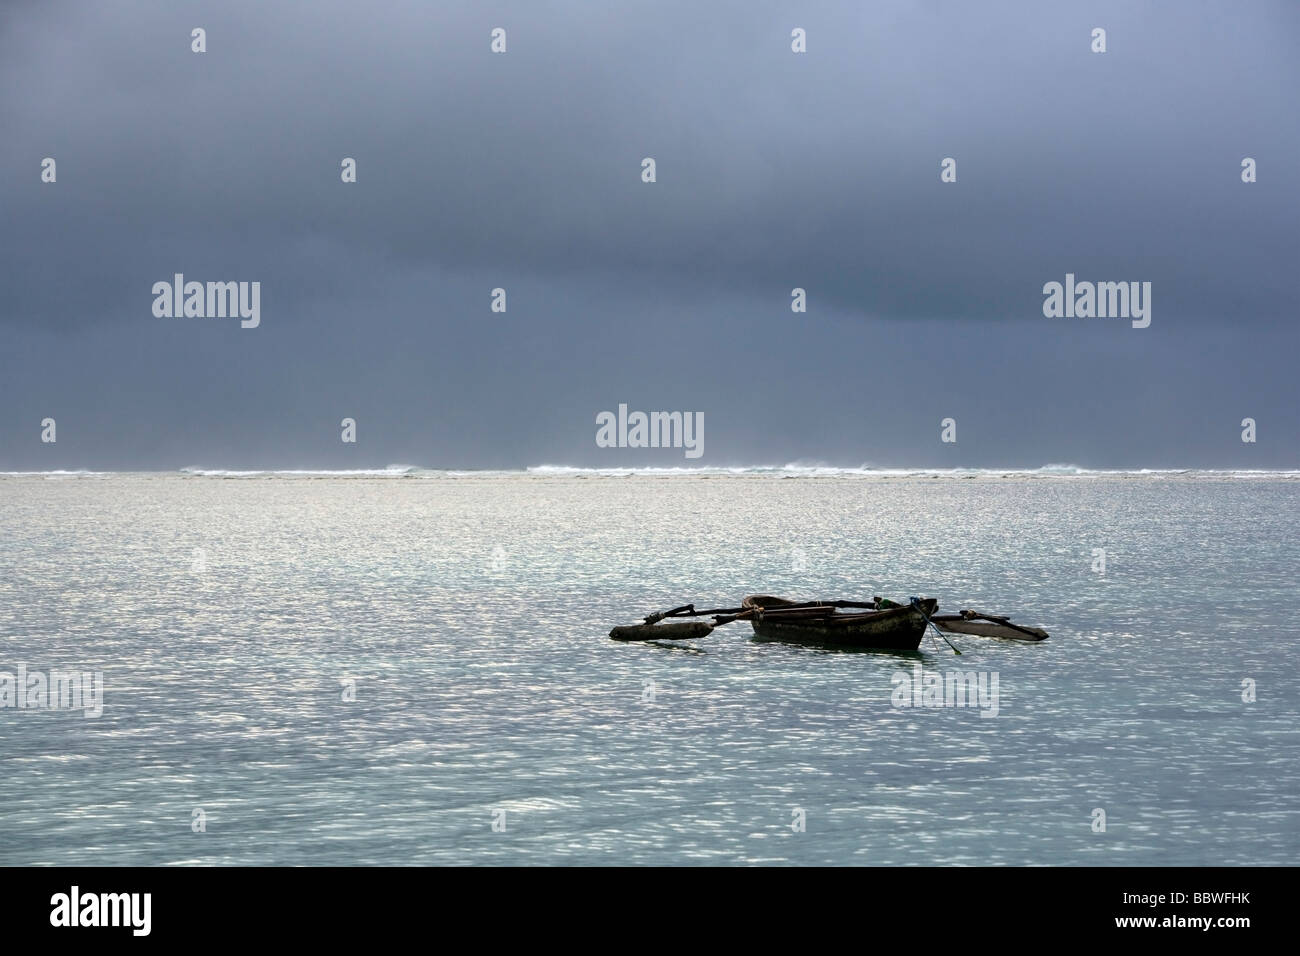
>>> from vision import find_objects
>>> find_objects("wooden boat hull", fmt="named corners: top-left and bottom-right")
top-left (742, 595), bottom-right (936, 651)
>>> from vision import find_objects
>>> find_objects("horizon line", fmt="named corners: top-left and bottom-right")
top-left (3, 464), bottom-right (1297, 479)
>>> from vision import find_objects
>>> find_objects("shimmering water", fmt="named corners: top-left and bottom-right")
top-left (1, 473), bottom-right (1297, 865)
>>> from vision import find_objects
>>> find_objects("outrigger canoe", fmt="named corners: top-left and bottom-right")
top-left (609, 595), bottom-right (1045, 650)
top-left (742, 595), bottom-right (936, 651)
top-left (608, 595), bottom-right (937, 651)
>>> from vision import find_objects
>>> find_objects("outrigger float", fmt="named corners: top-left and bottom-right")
top-left (610, 595), bottom-right (1048, 652)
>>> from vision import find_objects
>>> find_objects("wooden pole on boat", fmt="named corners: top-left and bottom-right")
top-left (911, 597), bottom-right (962, 655)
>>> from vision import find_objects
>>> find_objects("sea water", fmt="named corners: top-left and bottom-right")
top-left (1, 471), bottom-right (1296, 865)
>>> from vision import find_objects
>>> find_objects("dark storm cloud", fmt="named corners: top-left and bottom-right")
top-left (1, 0), bottom-right (1297, 468)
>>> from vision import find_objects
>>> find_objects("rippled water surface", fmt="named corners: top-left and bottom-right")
top-left (1, 474), bottom-right (1297, 865)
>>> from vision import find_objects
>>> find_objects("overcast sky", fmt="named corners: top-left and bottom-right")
top-left (2, 0), bottom-right (1297, 470)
